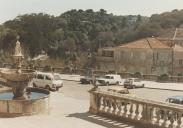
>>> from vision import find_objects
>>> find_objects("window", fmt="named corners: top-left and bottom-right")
top-left (179, 60), bottom-right (183, 65)
top-left (45, 75), bottom-right (52, 80)
top-left (54, 75), bottom-right (61, 80)
top-left (105, 76), bottom-right (110, 79)
top-left (157, 52), bottom-right (159, 60)
top-left (102, 50), bottom-right (114, 57)
top-left (134, 79), bottom-right (140, 82)
top-left (37, 74), bottom-right (44, 79)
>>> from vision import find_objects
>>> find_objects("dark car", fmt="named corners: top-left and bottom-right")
top-left (80, 76), bottom-right (93, 84)
top-left (166, 96), bottom-right (183, 105)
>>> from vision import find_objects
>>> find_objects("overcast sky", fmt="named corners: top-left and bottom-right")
top-left (0, 0), bottom-right (183, 23)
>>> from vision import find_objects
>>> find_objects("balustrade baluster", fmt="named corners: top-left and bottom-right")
top-left (102, 98), bottom-right (107, 112)
top-left (123, 102), bottom-right (128, 117)
top-left (176, 113), bottom-right (182, 128)
top-left (112, 100), bottom-right (117, 114)
top-left (156, 108), bottom-right (161, 126)
top-left (151, 107), bottom-right (157, 124)
top-left (129, 103), bottom-right (134, 119)
top-left (168, 111), bottom-right (175, 128)
top-left (117, 101), bottom-right (122, 116)
top-left (135, 103), bottom-right (140, 120)
top-left (107, 99), bottom-right (112, 113)
top-left (162, 110), bottom-right (169, 127)
top-left (98, 96), bottom-right (102, 110)
top-left (141, 104), bottom-right (148, 121)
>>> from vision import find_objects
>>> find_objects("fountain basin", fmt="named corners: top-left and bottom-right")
top-left (0, 88), bottom-right (50, 117)
top-left (0, 68), bottom-right (35, 82)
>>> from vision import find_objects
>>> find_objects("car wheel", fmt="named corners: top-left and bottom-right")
top-left (45, 85), bottom-right (50, 91)
top-left (116, 82), bottom-right (119, 86)
top-left (56, 88), bottom-right (59, 91)
top-left (33, 83), bottom-right (37, 88)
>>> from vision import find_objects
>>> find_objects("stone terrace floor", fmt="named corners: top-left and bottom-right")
top-left (0, 81), bottom-right (137, 128)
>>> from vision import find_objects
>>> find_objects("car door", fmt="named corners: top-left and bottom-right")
top-left (35, 74), bottom-right (45, 87)
top-left (44, 75), bottom-right (52, 87)
top-left (110, 76), bottom-right (115, 84)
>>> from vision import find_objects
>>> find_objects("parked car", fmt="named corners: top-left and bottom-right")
top-left (97, 74), bottom-right (123, 86)
top-left (32, 72), bottom-right (63, 91)
top-left (124, 78), bottom-right (144, 89)
top-left (166, 96), bottom-right (183, 105)
top-left (80, 74), bottom-right (100, 84)
top-left (80, 76), bottom-right (92, 84)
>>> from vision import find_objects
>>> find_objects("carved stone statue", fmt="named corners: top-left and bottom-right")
top-left (14, 40), bottom-right (24, 73)
top-left (15, 40), bottom-right (22, 56)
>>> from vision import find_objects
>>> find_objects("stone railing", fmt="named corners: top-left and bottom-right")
top-left (89, 89), bottom-right (183, 128)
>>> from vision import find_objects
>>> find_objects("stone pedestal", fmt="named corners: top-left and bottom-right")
top-left (89, 90), bottom-right (99, 114)
top-left (8, 81), bottom-right (29, 100)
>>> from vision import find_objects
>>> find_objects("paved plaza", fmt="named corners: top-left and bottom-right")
top-left (0, 81), bottom-right (137, 128)
top-left (1, 80), bottom-right (183, 128)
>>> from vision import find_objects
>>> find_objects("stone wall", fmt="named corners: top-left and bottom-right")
top-left (0, 88), bottom-right (50, 117)
top-left (115, 48), bottom-right (153, 75)
top-left (96, 47), bottom-right (173, 76)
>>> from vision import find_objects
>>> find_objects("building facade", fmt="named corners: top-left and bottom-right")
top-left (96, 37), bottom-right (183, 76)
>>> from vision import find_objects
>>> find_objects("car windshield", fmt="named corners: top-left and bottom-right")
top-left (54, 75), bottom-right (62, 80)
top-left (125, 79), bottom-right (132, 83)
top-left (167, 98), bottom-right (183, 104)
top-left (105, 76), bottom-right (111, 79)
top-left (134, 79), bottom-right (140, 82)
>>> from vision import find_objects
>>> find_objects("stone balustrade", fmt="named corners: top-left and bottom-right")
top-left (89, 89), bottom-right (183, 128)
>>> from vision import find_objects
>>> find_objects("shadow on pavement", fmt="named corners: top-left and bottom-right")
top-left (67, 112), bottom-right (138, 128)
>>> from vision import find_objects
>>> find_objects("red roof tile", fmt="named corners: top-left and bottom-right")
top-left (119, 37), bottom-right (171, 49)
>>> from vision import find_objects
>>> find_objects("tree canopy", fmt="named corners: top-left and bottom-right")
top-left (0, 9), bottom-right (183, 66)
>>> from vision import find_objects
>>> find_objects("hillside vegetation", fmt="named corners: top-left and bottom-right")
top-left (0, 9), bottom-right (183, 67)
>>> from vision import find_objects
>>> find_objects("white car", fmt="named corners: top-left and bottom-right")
top-left (32, 72), bottom-right (63, 91)
top-left (124, 78), bottom-right (144, 89)
top-left (97, 74), bottom-right (123, 86)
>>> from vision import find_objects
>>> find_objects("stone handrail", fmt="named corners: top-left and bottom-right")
top-left (89, 89), bottom-right (183, 128)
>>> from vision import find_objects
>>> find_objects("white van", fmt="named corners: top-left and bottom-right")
top-left (32, 72), bottom-right (63, 91)
top-left (97, 74), bottom-right (123, 86)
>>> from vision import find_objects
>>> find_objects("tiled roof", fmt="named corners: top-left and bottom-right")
top-left (118, 37), bottom-right (171, 49)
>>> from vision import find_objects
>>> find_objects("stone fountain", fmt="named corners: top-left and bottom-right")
top-left (0, 40), bottom-right (35, 100)
top-left (0, 39), bottom-right (50, 117)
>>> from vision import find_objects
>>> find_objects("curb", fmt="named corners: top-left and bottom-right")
top-left (61, 79), bottom-right (80, 82)
top-left (144, 87), bottom-right (183, 92)
top-left (60, 78), bottom-right (183, 92)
